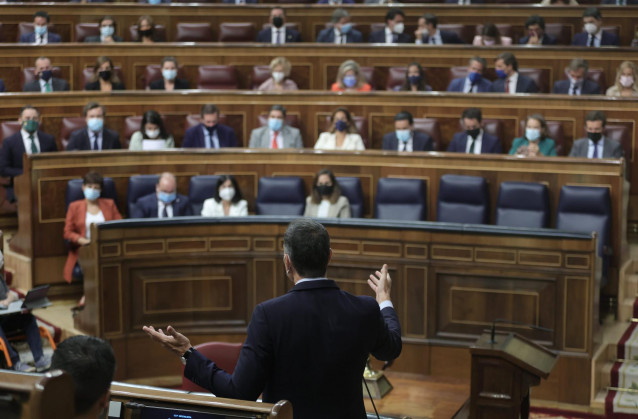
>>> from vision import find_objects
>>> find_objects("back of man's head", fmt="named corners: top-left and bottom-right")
top-left (51, 335), bottom-right (116, 418)
top-left (284, 219), bottom-right (330, 278)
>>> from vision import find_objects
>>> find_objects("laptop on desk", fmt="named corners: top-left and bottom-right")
top-left (0, 285), bottom-right (51, 315)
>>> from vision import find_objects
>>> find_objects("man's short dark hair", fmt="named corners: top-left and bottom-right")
top-left (83, 101), bottom-right (105, 117)
top-left (469, 56), bottom-right (487, 70)
top-left (331, 8), bottom-right (350, 24)
top-left (270, 104), bottom-right (286, 117)
top-left (200, 104), bottom-right (220, 117)
top-left (423, 13), bottom-right (438, 28)
top-left (525, 15), bottom-right (545, 30)
top-left (461, 107), bottom-right (482, 122)
top-left (385, 9), bottom-right (405, 23)
top-left (19, 105), bottom-right (40, 119)
top-left (568, 58), bottom-right (588, 73)
top-left (284, 219), bottom-right (331, 278)
top-left (34, 11), bottom-right (50, 23)
top-left (496, 52), bottom-right (518, 72)
top-left (272, 6), bottom-right (286, 16)
top-left (51, 336), bottom-right (115, 416)
top-left (394, 111), bottom-right (413, 125)
top-left (585, 110), bottom-right (606, 127)
top-left (583, 7), bottom-right (602, 20)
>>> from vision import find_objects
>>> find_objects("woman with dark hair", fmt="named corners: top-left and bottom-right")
top-left (129, 110), bottom-right (174, 150)
top-left (84, 56), bottom-right (125, 91)
top-left (473, 23), bottom-right (511, 46)
top-left (314, 107), bottom-right (365, 150)
top-left (304, 169), bottom-right (351, 218)
top-left (201, 175), bottom-right (248, 216)
top-left (399, 62), bottom-right (431, 92)
top-left (509, 114), bottom-right (557, 157)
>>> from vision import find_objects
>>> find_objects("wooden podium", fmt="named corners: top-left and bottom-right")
top-left (455, 331), bottom-right (558, 419)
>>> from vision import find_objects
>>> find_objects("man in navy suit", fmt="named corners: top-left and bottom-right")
top-left (489, 52), bottom-right (538, 94)
top-left (571, 8), bottom-right (620, 47)
top-left (182, 104), bottom-right (238, 149)
top-left (317, 9), bottom-right (363, 44)
top-left (447, 56), bottom-right (492, 93)
top-left (131, 172), bottom-right (193, 219)
top-left (519, 15), bottom-right (557, 45)
top-left (19, 11), bottom-right (62, 44)
top-left (415, 13), bottom-right (464, 45)
top-left (255, 8), bottom-right (301, 43)
top-left (143, 218), bottom-right (402, 419)
top-left (368, 9), bottom-right (411, 43)
top-left (382, 111), bottom-right (434, 152)
top-left (66, 102), bottom-right (121, 151)
top-left (22, 57), bottom-right (70, 93)
top-left (447, 108), bottom-right (502, 154)
top-left (552, 58), bottom-right (601, 95)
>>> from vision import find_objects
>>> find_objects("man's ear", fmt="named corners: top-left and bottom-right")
top-left (328, 249), bottom-right (333, 264)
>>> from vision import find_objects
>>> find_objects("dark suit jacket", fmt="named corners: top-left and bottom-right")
top-left (0, 131), bottom-right (57, 177)
top-left (184, 279), bottom-right (402, 419)
top-left (489, 74), bottom-right (538, 94)
top-left (84, 35), bottom-right (123, 42)
top-left (382, 131), bottom-right (434, 151)
top-left (19, 32), bottom-right (62, 43)
top-left (422, 30), bottom-right (465, 44)
top-left (316, 28), bottom-right (363, 43)
top-left (552, 79), bottom-right (600, 95)
top-left (130, 192), bottom-right (193, 218)
top-left (0, 79), bottom-right (5, 92)
top-left (256, 28), bottom-right (302, 43)
top-left (317, 0), bottom-right (354, 3)
top-left (22, 78), bottom-right (70, 92)
top-left (447, 76), bottom-right (492, 93)
top-left (182, 123), bottom-right (238, 148)
top-left (445, 0), bottom-right (485, 2)
top-left (447, 131), bottom-right (502, 154)
top-left (149, 78), bottom-right (190, 90)
top-left (568, 137), bottom-right (623, 158)
top-left (368, 29), bottom-right (412, 43)
top-left (66, 128), bottom-right (121, 151)
top-left (222, 0), bottom-right (258, 3)
top-left (571, 31), bottom-right (620, 46)
top-left (519, 33), bottom-right (557, 45)
top-left (601, 0), bottom-right (638, 3)
top-left (84, 80), bottom-right (125, 91)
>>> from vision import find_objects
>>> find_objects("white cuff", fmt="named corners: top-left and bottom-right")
top-left (379, 300), bottom-right (394, 310)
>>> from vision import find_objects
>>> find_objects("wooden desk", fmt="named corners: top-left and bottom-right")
top-left (0, 369), bottom-right (75, 419)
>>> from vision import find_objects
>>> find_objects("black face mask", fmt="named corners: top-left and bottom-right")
top-left (272, 16), bottom-right (284, 29)
top-left (98, 70), bottom-right (111, 81)
top-left (205, 124), bottom-right (217, 135)
top-left (139, 28), bottom-right (154, 38)
top-left (587, 132), bottom-right (602, 143)
top-left (316, 184), bottom-right (334, 196)
top-left (466, 128), bottom-right (481, 139)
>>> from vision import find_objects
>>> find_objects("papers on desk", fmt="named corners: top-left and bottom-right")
top-left (142, 140), bottom-right (168, 151)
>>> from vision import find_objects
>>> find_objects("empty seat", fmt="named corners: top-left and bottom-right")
top-left (181, 342), bottom-right (242, 392)
top-left (386, 67), bottom-right (406, 91)
top-left (189, 175), bottom-right (220, 215)
top-left (127, 175), bottom-right (160, 217)
top-left (438, 24), bottom-right (474, 44)
top-left (437, 175), bottom-right (489, 224)
top-left (128, 24), bottom-right (167, 42)
top-left (413, 118), bottom-right (442, 151)
top-left (74, 23), bottom-right (99, 42)
top-left (143, 64), bottom-right (185, 89)
top-left (252, 65), bottom-right (272, 89)
top-left (544, 23), bottom-right (571, 45)
top-left (256, 177), bottom-right (305, 216)
top-left (495, 182), bottom-right (550, 228)
top-left (605, 124), bottom-right (631, 161)
top-left (586, 69), bottom-right (607, 93)
top-left (60, 117), bottom-right (87, 150)
top-left (375, 178), bottom-right (426, 221)
top-left (176, 23), bottom-right (214, 42)
top-left (359, 66), bottom-right (375, 90)
top-left (0, 121), bottom-right (21, 142)
top-left (65, 177), bottom-right (118, 211)
top-left (218, 23), bottom-right (256, 42)
top-left (197, 65), bottom-right (239, 90)
top-left (519, 68), bottom-right (547, 93)
top-left (336, 177), bottom-right (364, 218)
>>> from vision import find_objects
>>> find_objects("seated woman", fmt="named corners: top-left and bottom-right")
top-left (509, 114), bottom-right (557, 157)
top-left (63, 171), bottom-right (122, 284)
top-left (304, 169), bottom-right (351, 218)
top-left (606, 61), bottom-right (638, 97)
top-left (149, 56), bottom-right (189, 90)
top-left (136, 15), bottom-right (160, 43)
top-left (84, 16), bottom-right (123, 43)
top-left (129, 110), bottom-right (175, 150)
top-left (398, 62), bottom-right (432, 92)
top-left (201, 175), bottom-right (248, 216)
top-left (330, 60), bottom-right (371, 92)
top-left (472, 23), bottom-right (512, 46)
top-left (258, 57), bottom-right (298, 92)
top-left (315, 107), bottom-right (365, 151)
top-left (84, 56), bottom-right (125, 91)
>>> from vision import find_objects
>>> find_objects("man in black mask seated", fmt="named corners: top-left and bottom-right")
top-left (255, 7), bottom-right (301, 43)
top-left (569, 110), bottom-right (623, 159)
top-left (182, 104), bottom-right (238, 149)
top-left (22, 57), bottom-right (70, 93)
top-left (447, 107), bottom-right (502, 154)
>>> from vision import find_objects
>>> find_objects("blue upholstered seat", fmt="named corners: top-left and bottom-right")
top-left (188, 175), bottom-right (220, 215)
top-left (336, 177), bottom-right (364, 218)
top-left (437, 174), bottom-right (489, 224)
top-left (374, 178), bottom-right (426, 221)
top-left (256, 177), bottom-right (305, 216)
top-left (495, 181), bottom-right (550, 228)
top-left (127, 175), bottom-right (159, 217)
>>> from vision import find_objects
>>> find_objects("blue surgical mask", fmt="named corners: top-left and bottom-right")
top-left (149, 0), bottom-right (162, 3)
top-left (396, 129), bottom-right (411, 143)
top-left (343, 75), bottom-right (357, 88)
top-left (87, 117), bottom-right (104, 132)
top-left (34, 25), bottom-right (47, 36)
top-left (100, 26), bottom-right (114, 37)
top-left (268, 118), bottom-right (283, 132)
top-left (158, 191), bottom-right (176, 203)
top-left (495, 69), bottom-right (508, 79)
top-left (525, 128), bottom-right (541, 142)
top-left (335, 120), bottom-right (348, 132)
top-left (340, 23), bottom-right (353, 34)
top-left (83, 187), bottom-right (100, 201)
top-left (408, 75), bottom-right (421, 85)
top-left (162, 69), bottom-right (177, 81)
top-left (468, 71), bottom-right (482, 84)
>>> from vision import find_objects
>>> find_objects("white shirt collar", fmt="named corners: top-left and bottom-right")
top-left (296, 277), bottom-right (328, 285)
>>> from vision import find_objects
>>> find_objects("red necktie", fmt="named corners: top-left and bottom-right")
top-left (271, 131), bottom-right (278, 149)
top-left (505, 78), bottom-right (510, 93)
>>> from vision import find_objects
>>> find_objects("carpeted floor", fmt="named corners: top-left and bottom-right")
top-left (530, 407), bottom-right (604, 419)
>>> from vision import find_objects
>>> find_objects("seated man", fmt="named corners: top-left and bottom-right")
top-left (571, 7), bottom-right (619, 47)
top-left (0, 250), bottom-right (51, 372)
top-left (317, 9), bottom-right (363, 44)
top-left (84, 16), bottom-right (123, 43)
top-left (368, 9), bottom-right (411, 43)
top-left (447, 56), bottom-right (492, 93)
top-left (552, 58), bottom-right (600, 95)
top-left (19, 11), bottom-right (61, 44)
top-left (447, 107), bottom-right (502, 154)
top-left (183, 104), bottom-right (238, 149)
top-left (318, 0), bottom-right (354, 3)
top-left (489, 52), bottom-right (538, 94)
top-left (131, 172), bottom-right (192, 218)
top-left (569, 110), bottom-right (623, 158)
top-left (249, 105), bottom-right (303, 149)
top-left (255, 7), bottom-right (302, 43)
top-left (22, 57), bottom-right (70, 93)
top-left (382, 111), bottom-right (434, 152)
top-left (222, 0), bottom-right (258, 3)
top-left (519, 15), bottom-right (557, 45)
top-left (51, 335), bottom-right (115, 419)
top-left (67, 102), bottom-right (121, 151)
top-left (415, 13), bottom-right (464, 45)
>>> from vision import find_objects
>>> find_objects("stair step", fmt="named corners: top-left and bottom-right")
top-left (592, 389), bottom-right (607, 408)
top-left (619, 298), bottom-right (637, 322)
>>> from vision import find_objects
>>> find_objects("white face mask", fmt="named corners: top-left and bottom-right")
top-left (620, 75), bottom-right (634, 88)
top-left (219, 187), bottom-right (236, 202)
top-left (145, 129), bottom-right (160, 139)
top-left (482, 39), bottom-right (496, 46)
top-left (272, 72), bottom-right (285, 83)
top-left (393, 22), bottom-right (404, 34)
top-left (584, 23), bottom-right (598, 35)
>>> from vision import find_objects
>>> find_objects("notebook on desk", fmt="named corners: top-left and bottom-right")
top-left (0, 285), bottom-right (51, 315)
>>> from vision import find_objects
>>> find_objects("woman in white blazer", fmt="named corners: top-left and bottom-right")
top-left (304, 169), bottom-right (351, 218)
top-left (201, 175), bottom-right (248, 216)
top-left (314, 108), bottom-right (365, 151)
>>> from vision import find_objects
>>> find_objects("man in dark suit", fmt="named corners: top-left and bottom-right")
top-left (382, 111), bottom-right (434, 152)
top-left (84, 16), bottom-right (123, 43)
top-left (183, 104), bottom-right (238, 149)
top-left (447, 56), bottom-right (492, 93)
top-left (415, 13), bottom-right (464, 45)
top-left (22, 57), bottom-right (70, 93)
top-left (143, 218), bottom-right (402, 419)
top-left (131, 172), bottom-right (193, 218)
top-left (66, 102), bottom-right (121, 151)
top-left (368, 9), bottom-right (411, 43)
top-left (519, 15), bottom-right (557, 45)
top-left (255, 7), bottom-right (302, 43)
top-left (317, 8), bottom-right (363, 44)
top-left (19, 11), bottom-right (61, 44)
top-left (447, 107), bottom-right (502, 154)
top-left (552, 58), bottom-right (601, 95)
top-left (569, 110), bottom-right (623, 159)
top-left (571, 7), bottom-right (620, 47)
top-left (489, 52), bottom-right (538, 94)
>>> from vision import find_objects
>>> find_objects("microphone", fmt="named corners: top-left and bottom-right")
top-left (489, 318), bottom-right (553, 344)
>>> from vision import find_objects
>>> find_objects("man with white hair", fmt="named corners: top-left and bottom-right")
top-left (130, 172), bottom-right (193, 218)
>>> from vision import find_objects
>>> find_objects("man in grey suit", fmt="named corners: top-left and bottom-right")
top-left (569, 110), bottom-right (623, 159)
top-left (22, 57), bottom-right (70, 92)
top-left (249, 105), bottom-right (303, 149)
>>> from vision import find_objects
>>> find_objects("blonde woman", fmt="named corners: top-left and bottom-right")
top-left (330, 60), bottom-right (371, 92)
top-left (606, 61), bottom-right (638, 97)
top-left (315, 108), bottom-right (365, 151)
top-left (258, 57), bottom-right (298, 91)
